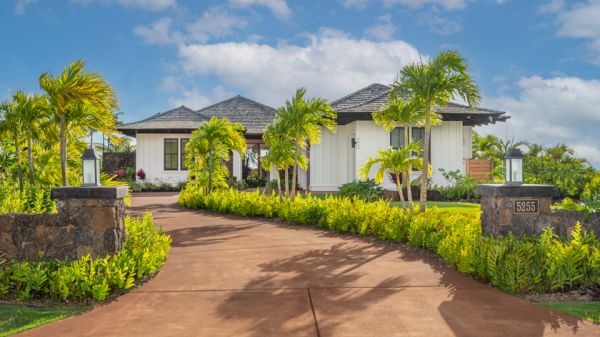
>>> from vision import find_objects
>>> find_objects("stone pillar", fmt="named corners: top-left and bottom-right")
top-left (51, 186), bottom-right (128, 259)
top-left (476, 184), bottom-right (557, 237)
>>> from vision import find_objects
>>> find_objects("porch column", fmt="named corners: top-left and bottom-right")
top-left (232, 151), bottom-right (242, 180)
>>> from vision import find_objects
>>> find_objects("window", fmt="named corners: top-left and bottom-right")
top-left (390, 127), bottom-right (406, 149)
top-left (180, 138), bottom-right (189, 170)
top-left (164, 139), bottom-right (179, 170)
top-left (411, 127), bottom-right (425, 144)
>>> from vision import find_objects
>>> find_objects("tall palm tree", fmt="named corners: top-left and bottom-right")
top-left (39, 60), bottom-right (119, 186)
top-left (262, 123), bottom-right (307, 197)
top-left (396, 50), bottom-right (481, 212)
top-left (359, 142), bottom-right (423, 210)
top-left (276, 88), bottom-right (336, 200)
top-left (0, 99), bottom-right (25, 192)
top-left (12, 91), bottom-right (50, 185)
top-left (186, 117), bottom-right (246, 194)
top-left (372, 89), bottom-right (426, 211)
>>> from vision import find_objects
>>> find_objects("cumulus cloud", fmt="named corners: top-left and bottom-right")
top-left (71, 0), bottom-right (176, 11)
top-left (177, 29), bottom-right (422, 106)
top-left (186, 7), bottom-right (248, 43)
top-left (168, 85), bottom-right (234, 109)
top-left (134, 17), bottom-right (183, 45)
top-left (340, 0), bottom-right (371, 9)
top-left (479, 76), bottom-right (600, 167)
top-left (14, 0), bottom-right (36, 15)
top-left (365, 15), bottom-right (396, 40)
top-left (383, 0), bottom-right (466, 10)
top-left (228, 0), bottom-right (291, 20)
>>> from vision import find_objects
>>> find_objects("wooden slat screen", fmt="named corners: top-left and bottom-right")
top-left (466, 159), bottom-right (493, 181)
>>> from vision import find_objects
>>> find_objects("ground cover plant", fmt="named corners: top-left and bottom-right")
top-left (538, 302), bottom-right (600, 323)
top-left (0, 214), bottom-right (170, 302)
top-left (0, 304), bottom-right (87, 337)
top-left (179, 185), bottom-right (600, 296)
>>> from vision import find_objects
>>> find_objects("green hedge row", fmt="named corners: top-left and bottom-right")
top-left (0, 214), bottom-right (171, 302)
top-left (179, 186), bottom-right (600, 294)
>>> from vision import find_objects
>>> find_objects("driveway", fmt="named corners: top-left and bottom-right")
top-left (22, 192), bottom-right (599, 337)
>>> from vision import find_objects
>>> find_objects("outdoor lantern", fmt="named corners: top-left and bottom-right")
top-left (504, 148), bottom-right (523, 186)
top-left (81, 148), bottom-right (101, 186)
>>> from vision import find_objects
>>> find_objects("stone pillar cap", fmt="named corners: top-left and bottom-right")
top-left (476, 184), bottom-right (557, 198)
top-left (51, 186), bottom-right (129, 199)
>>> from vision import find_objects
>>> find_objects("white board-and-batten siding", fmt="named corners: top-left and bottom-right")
top-left (136, 133), bottom-right (190, 184)
top-left (309, 121), bottom-right (471, 191)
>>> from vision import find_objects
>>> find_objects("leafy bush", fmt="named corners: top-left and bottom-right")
top-left (0, 214), bottom-right (170, 302)
top-left (179, 185), bottom-right (600, 295)
top-left (338, 179), bottom-right (383, 202)
top-left (0, 182), bottom-right (55, 214)
top-left (436, 169), bottom-right (478, 201)
top-left (582, 173), bottom-right (600, 200)
top-left (245, 177), bottom-right (267, 188)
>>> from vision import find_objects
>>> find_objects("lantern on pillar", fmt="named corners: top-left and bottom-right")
top-left (81, 148), bottom-right (101, 186)
top-left (504, 148), bottom-right (523, 186)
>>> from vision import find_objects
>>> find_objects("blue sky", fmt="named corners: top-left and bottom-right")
top-left (1, 0), bottom-right (600, 166)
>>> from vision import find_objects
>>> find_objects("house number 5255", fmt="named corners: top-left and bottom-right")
top-left (514, 199), bottom-right (539, 214)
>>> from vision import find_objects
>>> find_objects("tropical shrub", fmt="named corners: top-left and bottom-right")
top-left (0, 182), bottom-right (55, 214)
top-left (338, 179), bottom-right (383, 202)
top-left (582, 172), bottom-right (600, 200)
top-left (179, 185), bottom-right (600, 294)
top-left (0, 214), bottom-right (170, 301)
top-left (436, 169), bottom-right (478, 201)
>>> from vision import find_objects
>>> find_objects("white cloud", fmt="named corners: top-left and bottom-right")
top-left (340, 0), bottom-right (370, 9)
top-left (383, 0), bottom-right (466, 10)
top-left (186, 7), bottom-right (248, 43)
top-left (365, 15), bottom-right (396, 40)
top-left (134, 17), bottom-right (183, 45)
top-left (168, 85), bottom-right (234, 109)
top-left (228, 0), bottom-right (291, 19)
top-left (71, 0), bottom-right (176, 11)
top-left (15, 0), bottom-right (36, 15)
top-left (177, 29), bottom-right (422, 106)
top-left (419, 10), bottom-right (462, 35)
top-left (479, 76), bottom-right (600, 167)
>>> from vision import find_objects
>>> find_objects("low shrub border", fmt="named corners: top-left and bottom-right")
top-left (179, 186), bottom-right (600, 295)
top-left (0, 214), bottom-right (171, 302)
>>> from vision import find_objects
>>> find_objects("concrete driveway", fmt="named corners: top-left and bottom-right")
top-left (22, 192), bottom-right (599, 336)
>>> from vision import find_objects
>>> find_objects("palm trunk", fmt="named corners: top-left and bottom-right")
top-left (27, 132), bottom-right (34, 185)
top-left (395, 173), bottom-right (406, 209)
top-left (276, 167), bottom-right (282, 201)
top-left (284, 167), bottom-right (289, 197)
top-left (404, 124), bottom-right (413, 212)
top-left (291, 145), bottom-right (299, 201)
top-left (207, 151), bottom-right (213, 194)
top-left (59, 114), bottom-right (68, 186)
top-left (419, 103), bottom-right (431, 212)
top-left (14, 132), bottom-right (23, 193)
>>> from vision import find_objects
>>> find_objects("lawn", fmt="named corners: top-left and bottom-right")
top-left (538, 302), bottom-right (600, 323)
top-left (0, 304), bottom-right (87, 336)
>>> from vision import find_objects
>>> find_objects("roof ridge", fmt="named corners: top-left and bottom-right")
top-left (196, 95), bottom-right (277, 114)
top-left (331, 83), bottom-right (389, 106)
top-left (120, 105), bottom-right (197, 126)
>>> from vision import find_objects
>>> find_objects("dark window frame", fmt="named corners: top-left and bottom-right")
top-left (164, 138), bottom-right (179, 171)
top-left (180, 138), bottom-right (189, 171)
top-left (389, 126), bottom-right (431, 167)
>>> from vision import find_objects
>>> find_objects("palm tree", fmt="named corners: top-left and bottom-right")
top-left (185, 117), bottom-right (246, 194)
top-left (262, 123), bottom-right (307, 197)
top-left (39, 60), bottom-right (119, 186)
top-left (359, 142), bottom-right (423, 210)
top-left (12, 91), bottom-right (50, 185)
top-left (0, 99), bottom-right (25, 192)
top-left (396, 50), bottom-right (481, 212)
top-left (276, 88), bottom-right (336, 199)
top-left (372, 89), bottom-right (426, 211)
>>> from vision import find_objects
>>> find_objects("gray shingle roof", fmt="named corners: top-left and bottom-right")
top-left (196, 95), bottom-right (277, 134)
top-left (118, 106), bottom-right (208, 136)
top-left (331, 83), bottom-right (509, 126)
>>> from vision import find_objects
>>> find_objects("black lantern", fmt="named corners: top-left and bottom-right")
top-left (81, 148), bottom-right (101, 186)
top-left (504, 148), bottom-right (523, 186)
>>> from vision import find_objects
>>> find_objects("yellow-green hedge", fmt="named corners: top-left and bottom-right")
top-left (179, 186), bottom-right (600, 294)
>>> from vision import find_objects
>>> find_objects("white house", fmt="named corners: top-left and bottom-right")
top-left (118, 83), bottom-right (508, 190)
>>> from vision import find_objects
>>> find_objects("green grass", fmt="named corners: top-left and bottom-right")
top-left (0, 304), bottom-right (87, 336)
top-left (538, 302), bottom-right (600, 323)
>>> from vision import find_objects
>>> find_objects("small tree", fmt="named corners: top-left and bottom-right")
top-left (396, 50), bottom-right (480, 212)
top-left (276, 88), bottom-right (336, 199)
top-left (359, 142), bottom-right (423, 210)
top-left (186, 117), bottom-right (246, 194)
top-left (372, 89), bottom-right (426, 211)
top-left (0, 99), bottom-right (25, 192)
top-left (39, 60), bottom-right (119, 186)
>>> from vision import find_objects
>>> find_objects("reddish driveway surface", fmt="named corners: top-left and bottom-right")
top-left (22, 192), bottom-right (599, 337)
